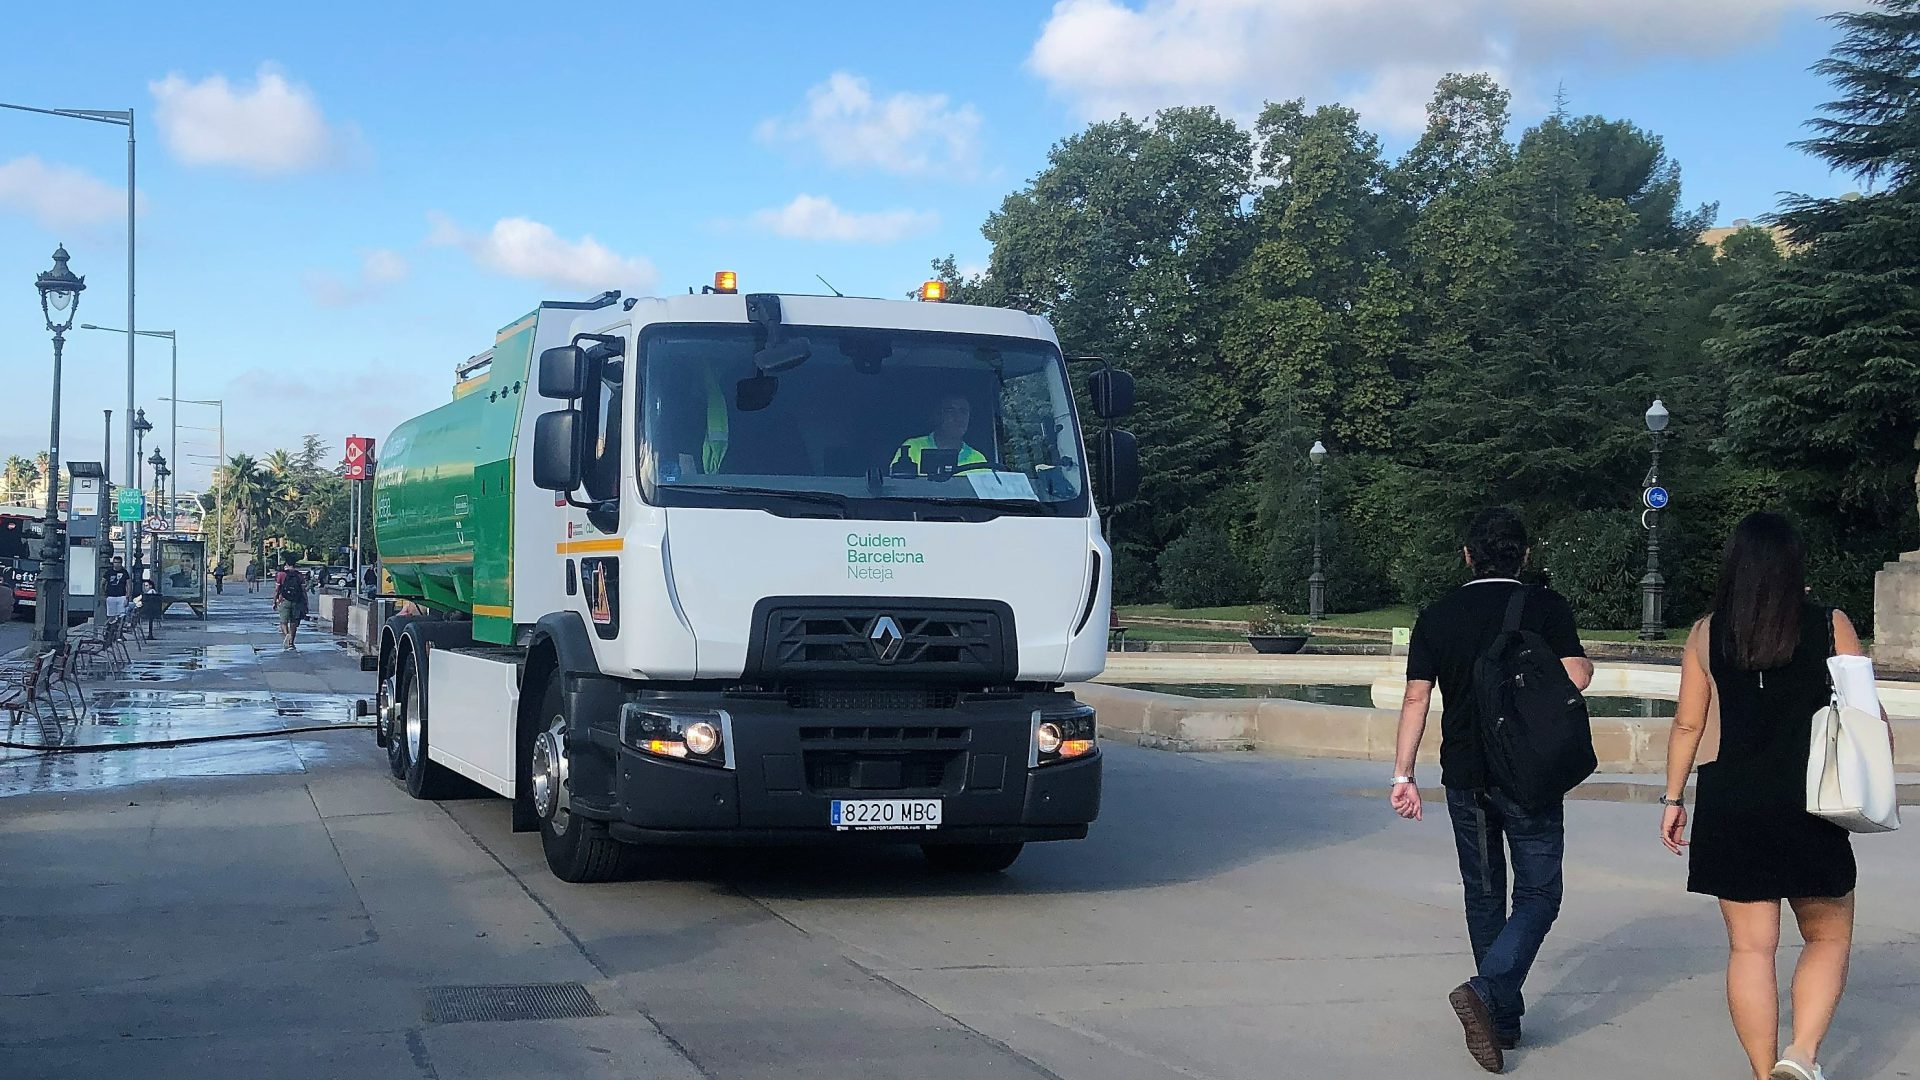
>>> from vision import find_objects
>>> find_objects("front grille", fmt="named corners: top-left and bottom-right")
top-left (788, 687), bottom-right (960, 711)
top-left (748, 600), bottom-right (1015, 682)
top-left (799, 724), bottom-right (971, 743)
top-left (804, 749), bottom-right (963, 794)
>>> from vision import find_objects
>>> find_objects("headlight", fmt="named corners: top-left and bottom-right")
top-left (620, 705), bottom-right (733, 769)
top-left (1032, 703), bottom-right (1096, 766)
top-left (684, 721), bottom-right (719, 756)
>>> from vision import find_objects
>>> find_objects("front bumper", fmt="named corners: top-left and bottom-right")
top-left (573, 685), bottom-right (1102, 844)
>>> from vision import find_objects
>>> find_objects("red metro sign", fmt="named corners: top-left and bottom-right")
top-left (344, 436), bottom-right (376, 481)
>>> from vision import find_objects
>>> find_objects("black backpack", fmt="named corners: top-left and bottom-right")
top-left (1470, 587), bottom-right (1596, 809)
top-left (277, 569), bottom-right (307, 606)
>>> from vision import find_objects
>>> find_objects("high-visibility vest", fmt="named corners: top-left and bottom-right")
top-left (702, 367), bottom-right (729, 473)
top-left (895, 435), bottom-right (986, 472)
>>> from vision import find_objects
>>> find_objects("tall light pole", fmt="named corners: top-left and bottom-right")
top-left (0, 103), bottom-right (137, 574)
top-left (82, 325), bottom-right (174, 519)
top-left (132, 409), bottom-right (152, 572)
top-left (1639, 399), bottom-right (1670, 641)
top-left (99, 408), bottom-right (112, 623)
top-left (147, 449), bottom-right (168, 577)
top-left (32, 245), bottom-right (86, 648)
top-left (165, 398), bottom-right (224, 558)
top-left (1307, 440), bottom-right (1328, 623)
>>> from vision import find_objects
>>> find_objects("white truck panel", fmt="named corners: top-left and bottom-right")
top-left (424, 650), bottom-right (519, 797)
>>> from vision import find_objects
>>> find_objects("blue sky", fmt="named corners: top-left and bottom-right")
top-left (0, 0), bottom-right (1863, 492)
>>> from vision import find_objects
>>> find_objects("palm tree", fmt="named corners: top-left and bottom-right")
top-left (217, 453), bottom-right (268, 567)
top-left (0, 455), bottom-right (35, 503)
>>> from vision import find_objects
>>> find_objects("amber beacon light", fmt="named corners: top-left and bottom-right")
top-left (918, 279), bottom-right (947, 302)
top-left (712, 270), bottom-right (738, 294)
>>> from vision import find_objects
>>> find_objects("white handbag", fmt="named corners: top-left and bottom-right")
top-left (1806, 652), bottom-right (1899, 833)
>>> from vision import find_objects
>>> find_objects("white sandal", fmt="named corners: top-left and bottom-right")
top-left (1770, 1057), bottom-right (1824, 1080)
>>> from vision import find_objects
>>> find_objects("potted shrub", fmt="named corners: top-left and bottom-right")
top-left (1246, 606), bottom-right (1311, 654)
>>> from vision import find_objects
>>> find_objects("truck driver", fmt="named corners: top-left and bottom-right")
top-left (891, 393), bottom-right (987, 476)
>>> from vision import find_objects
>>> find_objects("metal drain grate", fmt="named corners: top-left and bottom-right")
top-left (423, 983), bottom-right (604, 1024)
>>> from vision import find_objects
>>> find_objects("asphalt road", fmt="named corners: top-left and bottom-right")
top-left (6, 736), bottom-right (1918, 1079)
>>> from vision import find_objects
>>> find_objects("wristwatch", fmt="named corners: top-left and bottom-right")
top-left (1658, 795), bottom-right (1684, 807)
top-left (1391, 776), bottom-right (1416, 786)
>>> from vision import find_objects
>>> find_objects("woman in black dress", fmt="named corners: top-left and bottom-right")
top-left (1661, 513), bottom-right (1868, 1080)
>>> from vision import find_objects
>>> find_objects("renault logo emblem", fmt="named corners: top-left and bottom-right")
top-left (868, 615), bottom-right (905, 663)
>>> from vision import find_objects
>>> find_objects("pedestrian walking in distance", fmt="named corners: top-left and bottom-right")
top-left (1390, 507), bottom-right (1595, 1073)
top-left (103, 555), bottom-right (130, 617)
top-left (247, 560), bottom-right (262, 594)
top-left (274, 553), bottom-right (307, 650)
top-left (1661, 513), bottom-right (1886, 1080)
top-left (138, 575), bottom-right (162, 640)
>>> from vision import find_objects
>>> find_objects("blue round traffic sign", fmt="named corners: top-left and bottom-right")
top-left (1643, 486), bottom-right (1670, 510)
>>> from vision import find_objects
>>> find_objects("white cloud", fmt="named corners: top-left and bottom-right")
top-left (304, 248), bottom-right (409, 307)
top-left (427, 213), bottom-right (657, 292)
top-left (1029, 0), bottom-right (1835, 133)
top-left (757, 72), bottom-right (983, 176)
top-left (150, 65), bottom-right (353, 173)
top-left (0, 156), bottom-right (140, 229)
top-left (748, 195), bottom-right (939, 244)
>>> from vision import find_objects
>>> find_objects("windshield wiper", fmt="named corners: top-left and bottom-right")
top-left (665, 484), bottom-right (852, 516)
top-left (906, 496), bottom-right (1051, 516)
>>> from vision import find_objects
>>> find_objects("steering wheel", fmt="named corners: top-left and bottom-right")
top-left (949, 461), bottom-right (996, 476)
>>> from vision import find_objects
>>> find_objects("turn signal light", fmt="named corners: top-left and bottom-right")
top-left (713, 271), bottom-right (738, 294)
top-left (643, 738), bottom-right (689, 758)
top-left (1059, 739), bottom-right (1095, 759)
top-left (919, 280), bottom-right (947, 302)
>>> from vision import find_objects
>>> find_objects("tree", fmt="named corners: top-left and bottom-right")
top-left (1712, 0), bottom-right (1920, 618)
top-left (1226, 100), bottom-right (1408, 452)
top-left (979, 107), bottom-right (1257, 596)
top-left (0, 456), bottom-right (35, 501)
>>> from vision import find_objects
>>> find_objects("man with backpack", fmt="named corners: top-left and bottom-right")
top-left (273, 553), bottom-right (308, 650)
top-left (1390, 507), bottom-right (1596, 1072)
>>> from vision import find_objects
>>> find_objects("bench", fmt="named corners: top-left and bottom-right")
top-left (1108, 609), bottom-right (1133, 653)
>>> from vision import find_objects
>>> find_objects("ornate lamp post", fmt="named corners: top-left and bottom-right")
top-left (1308, 440), bottom-right (1328, 622)
top-left (132, 408), bottom-right (153, 572)
top-left (147, 448), bottom-right (168, 568)
top-left (1639, 399), bottom-right (1670, 641)
top-left (31, 245), bottom-right (85, 648)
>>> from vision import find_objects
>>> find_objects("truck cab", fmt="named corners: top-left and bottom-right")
top-left (374, 283), bottom-right (1137, 881)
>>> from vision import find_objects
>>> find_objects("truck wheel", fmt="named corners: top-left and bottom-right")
top-left (530, 676), bottom-right (634, 883)
top-left (384, 652), bottom-right (411, 779)
top-left (921, 843), bottom-right (1025, 873)
top-left (400, 652), bottom-right (460, 800)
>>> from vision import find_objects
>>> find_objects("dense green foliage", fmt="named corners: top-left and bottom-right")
top-left (205, 434), bottom-right (367, 568)
top-left (940, 6), bottom-right (1920, 629)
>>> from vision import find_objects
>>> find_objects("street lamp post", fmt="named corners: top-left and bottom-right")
top-left (0, 102), bottom-right (138, 573)
top-left (164, 398), bottom-right (224, 558)
top-left (31, 246), bottom-right (86, 648)
top-left (99, 408), bottom-right (112, 623)
top-left (147, 449), bottom-right (167, 578)
top-left (82, 325), bottom-right (175, 519)
top-left (1639, 399), bottom-right (1670, 641)
top-left (132, 409), bottom-right (152, 575)
top-left (1307, 440), bottom-right (1328, 623)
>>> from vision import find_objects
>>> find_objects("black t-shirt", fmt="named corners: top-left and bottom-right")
top-left (104, 569), bottom-right (130, 598)
top-left (1405, 579), bottom-right (1586, 789)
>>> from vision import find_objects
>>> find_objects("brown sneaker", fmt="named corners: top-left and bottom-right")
top-left (1449, 982), bottom-right (1505, 1073)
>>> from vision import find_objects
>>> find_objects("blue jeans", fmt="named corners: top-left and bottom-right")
top-left (1445, 786), bottom-right (1565, 1036)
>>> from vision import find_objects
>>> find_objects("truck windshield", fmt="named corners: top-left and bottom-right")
top-left (639, 324), bottom-right (1088, 519)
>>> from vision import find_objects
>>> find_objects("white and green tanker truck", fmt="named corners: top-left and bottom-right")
top-left (372, 277), bottom-right (1137, 881)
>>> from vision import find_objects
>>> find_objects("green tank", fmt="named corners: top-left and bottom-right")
top-left (373, 311), bottom-right (536, 645)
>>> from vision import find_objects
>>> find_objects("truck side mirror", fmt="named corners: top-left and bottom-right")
top-left (1098, 428), bottom-right (1139, 506)
top-left (538, 346), bottom-right (589, 399)
top-left (1089, 368), bottom-right (1135, 419)
top-left (532, 409), bottom-right (584, 491)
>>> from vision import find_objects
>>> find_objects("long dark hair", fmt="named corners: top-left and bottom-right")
top-left (1711, 512), bottom-right (1807, 670)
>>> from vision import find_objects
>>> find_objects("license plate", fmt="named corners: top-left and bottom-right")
top-left (830, 799), bottom-right (942, 831)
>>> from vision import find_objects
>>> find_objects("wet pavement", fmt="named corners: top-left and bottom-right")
top-left (0, 594), bottom-right (368, 798)
top-left (3, 595), bottom-right (1918, 1079)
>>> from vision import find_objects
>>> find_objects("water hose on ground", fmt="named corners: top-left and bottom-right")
top-left (0, 722), bottom-right (376, 754)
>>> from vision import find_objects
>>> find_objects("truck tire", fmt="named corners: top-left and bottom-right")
top-left (921, 842), bottom-right (1024, 873)
top-left (384, 647), bottom-right (411, 779)
top-left (530, 676), bottom-right (634, 883)
top-left (399, 651), bottom-right (461, 800)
